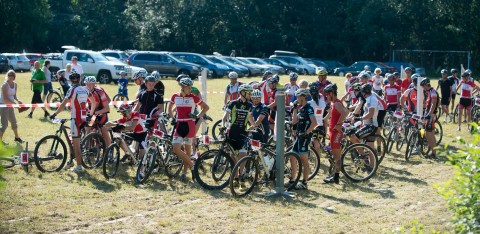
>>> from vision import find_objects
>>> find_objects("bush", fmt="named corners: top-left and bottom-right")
top-left (437, 131), bottom-right (480, 233)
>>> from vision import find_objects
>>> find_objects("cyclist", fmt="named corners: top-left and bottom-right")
top-left (168, 77), bottom-right (209, 181)
top-left (224, 71), bottom-right (244, 105)
top-left (250, 89), bottom-right (270, 143)
top-left (457, 72), bottom-right (478, 131)
top-left (436, 69), bottom-right (453, 123)
top-left (400, 75), bottom-right (420, 113)
top-left (84, 76), bottom-right (112, 147)
top-left (393, 72), bottom-right (402, 86)
top-left (222, 84), bottom-right (256, 187)
top-left (105, 104), bottom-right (147, 164)
top-left (49, 72), bottom-right (89, 173)
top-left (383, 73), bottom-right (401, 112)
top-left (117, 71), bottom-right (129, 99)
top-left (151, 71), bottom-right (165, 104)
top-left (343, 82), bottom-right (362, 111)
top-left (56, 69), bottom-right (71, 96)
top-left (255, 71), bottom-right (274, 104)
top-left (290, 88), bottom-right (318, 190)
top-left (401, 67), bottom-right (413, 93)
top-left (448, 69), bottom-right (460, 117)
top-left (134, 76), bottom-right (164, 117)
top-left (315, 68), bottom-right (332, 95)
top-left (132, 69), bottom-right (148, 99)
top-left (284, 72), bottom-right (299, 105)
top-left (266, 75), bottom-right (280, 130)
top-left (323, 84), bottom-right (348, 184)
top-left (421, 78), bottom-right (439, 158)
top-left (372, 68), bottom-right (384, 96)
top-left (307, 82), bottom-right (327, 173)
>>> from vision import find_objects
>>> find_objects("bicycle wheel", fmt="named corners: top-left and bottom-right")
top-left (162, 142), bottom-right (183, 178)
top-left (341, 143), bottom-right (378, 182)
top-left (102, 144), bottom-right (120, 179)
top-left (80, 133), bottom-right (106, 169)
top-left (0, 157), bottom-right (15, 168)
top-left (373, 134), bottom-right (387, 164)
top-left (434, 121), bottom-right (443, 145)
top-left (386, 127), bottom-right (396, 153)
top-left (112, 94), bottom-right (128, 108)
top-left (419, 134), bottom-right (431, 157)
top-left (34, 135), bottom-right (68, 172)
top-left (136, 146), bottom-right (157, 184)
top-left (284, 152), bottom-right (302, 190)
top-left (382, 115), bottom-right (392, 137)
top-left (405, 132), bottom-right (419, 161)
top-left (47, 91), bottom-right (62, 111)
top-left (211, 120), bottom-right (224, 141)
top-left (230, 156), bottom-right (258, 197)
top-left (396, 128), bottom-right (406, 152)
top-left (307, 147), bottom-right (320, 181)
top-left (193, 149), bottom-right (234, 190)
top-left (453, 104), bottom-right (459, 123)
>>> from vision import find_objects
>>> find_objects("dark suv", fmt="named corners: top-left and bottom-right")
top-left (0, 55), bottom-right (8, 73)
top-left (127, 51), bottom-right (201, 78)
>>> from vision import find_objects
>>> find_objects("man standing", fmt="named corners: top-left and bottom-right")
top-left (27, 61), bottom-right (49, 118)
top-left (436, 69), bottom-right (453, 122)
top-left (448, 69), bottom-right (460, 117)
top-left (401, 67), bottom-right (413, 94)
top-left (42, 60), bottom-right (53, 102)
top-left (70, 56), bottom-right (84, 82)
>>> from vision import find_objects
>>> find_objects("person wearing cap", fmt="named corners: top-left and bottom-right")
top-left (56, 69), bottom-right (71, 96)
top-left (456, 72), bottom-right (478, 131)
top-left (401, 67), bottom-right (413, 94)
top-left (448, 69), bottom-right (460, 115)
top-left (224, 71), bottom-right (244, 106)
top-left (436, 69), bottom-right (453, 122)
top-left (315, 68), bottom-right (332, 95)
top-left (421, 78), bottom-right (439, 158)
top-left (393, 72), bottom-right (402, 86)
top-left (134, 76), bottom-right (163, 118)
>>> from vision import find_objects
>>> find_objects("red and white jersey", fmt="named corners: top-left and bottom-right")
top-left (347, 87), bottom-right (357, 104)
top-left (225, 82), bottom-right (243, 102)
top-left (384, 84), bottom-right (401, 105)
top-left (284, 82), bottom-right (299, 105)
top-left (373, 92), bottom-right (387, 111)
top-left (117, 111), bottom-right (145, 133)
top-left (258, 80), bottom-right (271, 104)
top-left (66, 85), bottom-right (89, 120)
top-left (459, 80), bottom-right (477, 98)
top-left (170, 93), bottom-right (202, 121)
top-left (425, 88), bottom-right (439, 114)
top-left (308, 94), bottom-right (327, 126)
top-left (88, 86), bottom-right (110, 111)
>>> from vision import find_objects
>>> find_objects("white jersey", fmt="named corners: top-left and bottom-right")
top-left (372, 76), bottom-right (383, 90)
top-left (308, 94), bottom-right (327, 126)
top-left (43, 66), bottom-right (51, 82)
top-left (65, 85), bottom-right (89, 120)
top-left (363, 94), bottom-right (380, 127)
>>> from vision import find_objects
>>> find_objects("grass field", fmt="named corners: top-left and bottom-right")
top-left (0, 72), bottom-right (472, 233)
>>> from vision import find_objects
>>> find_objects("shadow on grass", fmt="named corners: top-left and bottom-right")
top-left (77, 171), bottom-right (117, 192)
top-left (342, 180), bottom-right (396, 199)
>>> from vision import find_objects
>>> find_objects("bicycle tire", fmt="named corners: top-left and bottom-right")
top-left (102, 144), bottom-right (121, 180)
top-left (386, 127), bottom-right (396, 153)
top-left (453, 104), bottom-right (459, 123)
top-left (211, 120), bottom-right (224, 141)
top-left (47, 91), bottom-right (62, 111)
top-left (382, 114), bottom-right (392, 137)
top-left (419, 134), bottom-right (431, 157)
top-left (395, 129), bottom-right (406, 152)
top-left (284, 152), bottom-right (303, 190)
top-left (112, 94), bottom-right (128, 108)
top-left (405, 132), bottom-right (418, 161)
top-left (341, 143), bottom-right (378, 182)
top-left (230, 156), bottom-right (258, 197)
top-left (306, 147), bottom-right (320, 181)
top-left (194, 149), bottom-right (234, 190)
top-left (136, 146), bottom-right (157, 184)
top-left (374, 134), bottom-right (387, 164)
top-left (34, 135), bottom-right (68, 172)
top-left (163, 142), bottom-right (183, 178)
top-left (0, 157), bottom-right (15, 168)
top-left (80, 132), bottom-right (106, 169)
top-left (434, 121), bottom-right (443, 145)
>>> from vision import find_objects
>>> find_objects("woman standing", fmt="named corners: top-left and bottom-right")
top-left (0, 70), bottom-right (23, 144)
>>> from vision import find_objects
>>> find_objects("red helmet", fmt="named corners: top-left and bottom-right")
top-left (117, 104), bottom-right (132, 113)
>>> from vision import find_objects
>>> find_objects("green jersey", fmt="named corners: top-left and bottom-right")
top-left (31, 69), bottom-right (46, 91)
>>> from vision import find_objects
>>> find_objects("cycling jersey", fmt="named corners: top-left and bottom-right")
top-left (225, 82), bottom-right (243, 102)
top-left (136, 83), bottom-right (147, 99)
top-left (65, 85), bottom-right (89, 138)
top-left (138, 90), bottom-right (163, 117)
top-left (384, 84), bottom-right (401, 105)
top-left (373, 92), bottom-right (387, 111)
top-left (401, 78), bottom-right (411, 93)
top-left (117, 111), bottom-right (146, 133)
top-left (372, 76), bottom-right (383, 91)
top-left (364, 94), bottom-right (380, 127)
top-left (170, 93), bottom-right (202, 121)
top-left (347, 87), bottom-right (357, 105)
top-left (154, 81), bottom-right (165, 98)
top-left (459, 80), bottom-right (477, 98)
top-left (284, 83), bottom-right (299, 105)
top-left (438, 79), bottom-right (453, 99)
top-left (403, 88), bottom-right (418, 113)
top-left (424, 88), bottom-right (439, 115)
top-left (448, 76), bottom-right (459, 94)
top-left (251, 103), bottom-right (270, 142)
top-left (226, 99), bottom-right (253, 130)
top-left (296, 103), bottom-right (315, 135)
top-left (89, 86), bottom-right (110, 112)
top-left (315, 80), bottom-right (332, 95)
top-left (308, 94), bottom-right (326, 126)
top-left (329, 99), bottom-right (343, 130)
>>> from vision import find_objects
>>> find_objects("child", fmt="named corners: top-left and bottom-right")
top-left (57, 69), bottom-right (71, 95)
top-left (118, 71), bottom-right (129, 98)
top-left (65, 64), bottom-right (72, 85)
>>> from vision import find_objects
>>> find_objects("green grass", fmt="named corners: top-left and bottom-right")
top-left (0, 72), bottom-right (471, 233)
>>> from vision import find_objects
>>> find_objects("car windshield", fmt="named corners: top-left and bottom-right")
top-left (237, 58), bottom-right (253, 64)
top-left (249, 58), bottom-right (268, 65)
top-left (16, 55), bottom-right (28, 60)
top-left (209, 57), bottom-right (234, 66)
top-left (90, 53), bottom-right (108, 62)
top-left (225, 57), bottom-right (243, 65)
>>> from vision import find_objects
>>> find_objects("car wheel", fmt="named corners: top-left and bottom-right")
top-left (303, 69), bottom-right (309, 75)
top-left (338, 71), bottom-right (345, 77)
top-left (98, 71), bottom-right (112, 84)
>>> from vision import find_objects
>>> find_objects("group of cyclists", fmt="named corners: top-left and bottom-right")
top-left (41, 62), bottom-right (476, 192)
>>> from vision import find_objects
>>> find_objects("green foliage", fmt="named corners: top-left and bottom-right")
top-left (0, 143), bottom-right (18, 189)
top-left (437, 132), bottom-right (480, 233)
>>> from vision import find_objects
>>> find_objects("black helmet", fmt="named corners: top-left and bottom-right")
top-left (361, 83), bottom-right (372, 93)
top-left (324, 83), bottom-right (337, 94)
top-left (267, 74), bottom-right (280, 83)
top-left (308, 82), bottom-right (319, 94)
top-left (70, 72), bottom-right (80, 81)
top-left (263, 70), bottom-right (273, 78)
top-left (352, 83), bottom-right (362, 91)
top-left (451, 68), bottom-right (458, 73)
top-left (420, 78), bottom-right (430, 86)
top-left (176, 74), bottom-right (190, 82)
top-left (411, 74), bottom-right (419, 84)
top-left (393, 72), bottom-right (400, 76)
top-left (461, 72), bottom-right (470, 78)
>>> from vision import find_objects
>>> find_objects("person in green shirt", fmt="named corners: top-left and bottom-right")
top-left (27, 61), bottom-right (49, 118)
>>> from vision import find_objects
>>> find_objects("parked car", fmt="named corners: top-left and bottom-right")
top-left (269, 51), bottom-right (316, 75)
top-left (0, 55), bottom-right (9, 73)
top-left (100, 50), bottom-right (130, 63)
top-left (223, 57), bottom-right (263, 76)
top-left (105, 56), bottom-right (144, 79)
top-left (263, 58), bottom-right (303, 74)
top-left (2, 53), bottom-right (31, 72)
top-left (127, 51), bottom-right (201, 78)
top-left (333, 61), bottom-right (395, 77)
top-left (236, 57), bottom-right (272, 74)
top-left (242, 57), bottom-right (284, 74)
top-left (23, 53), bottom-right (44, 66)
top-left (305, 58), bottom-right (329, 75)
top-left (206, 56), bottom-right (248, 77)
top-left (384, 62), bottom-right (418, 74)
top-left (170, 52), bottom-right (229, 78)
top-left (49, 50), bottom-right (132, 84)
top-left (322, 60), bottom-right (346, 74)
top-left (376, 62), bottom-right (398, 73)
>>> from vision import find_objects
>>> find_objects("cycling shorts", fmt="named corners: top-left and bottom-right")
top-left (329, 128), bottom-right (343, 149)
top-left (386, 105), bottom-right (398, 112)
top-left (70, 118), bottom-right (84, 138)
top-left (451, 93), bottom-right (456, 100)
top-left (126, 132), bottom-right (147, 149)
top-left (172, 136), bottom-right (193, 145)
top-left (441, 96), bottom-right (450, 106)
top-left (292, 134), bottom-right (311, 155)
top-left (227, 130), bottom-right (248, 153)
top-left (355, 124), bottom-right (377, 142)
top-left (459, 98), bottom-right (472, 109)
top-left (425, 116), bottom-right (436, 132)
top-left (97, 114), bottom-right (108, 127)
top-left (173, 121), bottom-right (195, 138)
top-left (377, 110), bottom-right (387, 128)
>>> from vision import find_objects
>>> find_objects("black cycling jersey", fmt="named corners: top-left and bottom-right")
top-left (138, 90), bottom-right (163, 117)
top-left (438, 78), bottom-right (453, 98)
top-left (226, 99), bottom-right (253, 131)
top-left (154, 81), bottom-right (165, 98)
top-left (296, 103), bottom-right (315, 135)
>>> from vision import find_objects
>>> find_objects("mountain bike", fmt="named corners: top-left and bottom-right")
top-left (46, 86), bottom-right (66, 111)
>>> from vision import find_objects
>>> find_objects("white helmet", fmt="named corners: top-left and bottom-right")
top-left (238, 84), bottom-right (253, 92)
top-left (133, 69), bottom-right (148, 80)
top-left (151, 71), bottom-right (160, 81)
top-left (228, 71), bottom-right (238, 79)
top-left (84, 76), bottom-right (96, 84)
top-left (251, 89), bottom-right (262, 98)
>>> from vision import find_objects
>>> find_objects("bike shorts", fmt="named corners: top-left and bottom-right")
top-left (386, 105), bottom-right (398, 112)
top-left (377, 110), bottom-right (387, 128)
top-left (374, 89), bottom-right (383, 96)
top-left (97, 114), bottom-right (108, 127)
top-left (292, 134), bottom-right (311, 155)
top-left (425, 117), bottom-right (436, 132)
top-left (127, 132), bottom-right (147, 150)
top-left (329, 128), bottom-right (343, 149)
top-left (323, 103), bottom-right (331, 118)
top-left (451, 93), bottom-right (456, 100)
top-left (70, 118), bottom-right (85, 138)
top-left (441, 96), bottom-right (450, 106)
top-left (227, 130), bottom-right (248, 153)
top-left (459, 98), bottom-right (472, 109)
top-left (173, 121), bottom-right (195, 138)
top-left (355, 124), bottom-right (377, 142)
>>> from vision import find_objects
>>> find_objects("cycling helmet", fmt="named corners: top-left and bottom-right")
top-left (176, 74), bottom-right (190, 82)
top-left (360, 72), bottom-right (370, 79)
top-left (238, 84), bottom-right (253, 93)
top-left (70, 72), bottom-right (80, 81)
top-left (352, 83), bottom-right (362, 91)
top-left (84, 76), bottom-right (96, 84)
top-left (57, 69), bottom-right (66, 77)
top-left (387, 73), bottom-right (395, 80)
top-left (451, 68), bottom-right (458, 73)
top-left (361, 83), bottom-right (372, 93)
top-left (119, 71), bottom-right (127, 76)
top-left (228, 71), bottom-right (238, 79)
top-left (267, 74), bottom-right (280, 84)
top-left (308, 82), bottom-right (319, 93)
top-left (295, 88), bottom-right (310, 97)
top-left (317, 68), bottom-right (328, 76)
top-left (145, 75), bottom-right (156, 82)
top-left (132, 69), bottom-right (147, 80)
top-left (466, 69), bottom-right (472, 74)
top-left (393, 72), bottom-right (400, 76)
top-left (405, 67), bottom-right (412, 72)
top-left (263, 70), bottom-right (273, 78)
top-left (179, 77), bottom-right (193, 86)
top-left (324, 83), bottom-right (338, 94)
top-left (383, 78), bottom-right (389, 85)
top-left (441, 69), bottom-right (447, 74)
top-left (461, 72), bottom-right (470, 78)
top-left (411, 74), bottom-right (419, 84)
top-left (151, 71), bottom-right (160, 81)
top-left (251, 89), bottom-right (262, 98)
top-left (420, 77), bottom-right (430, 86)
top-left (117, 103), bottom-right (132, 113)
top-left (289, 72), bottom-right (299, 80)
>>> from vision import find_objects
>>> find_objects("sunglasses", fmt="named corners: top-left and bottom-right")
top-left (244, 91), bottom-right (252, 94)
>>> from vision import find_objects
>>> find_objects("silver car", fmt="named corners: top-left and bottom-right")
top-left (243, 57), bottom-right (284, 74)
top-left (2, 53), bottom-right (31, 71)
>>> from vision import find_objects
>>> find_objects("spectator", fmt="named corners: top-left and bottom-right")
top-left (401, 67), bottom-right (413, 93)
top-left (65, 63), bottom-right (72, 85)
top-left (0, 70), bottom-right (23, 144)
top-left (27, 61), bottom-right (49, 118)
top-left (70, 56), bottom-right (83, 79)
top-left (42, 60), bottom-right (53, 102)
